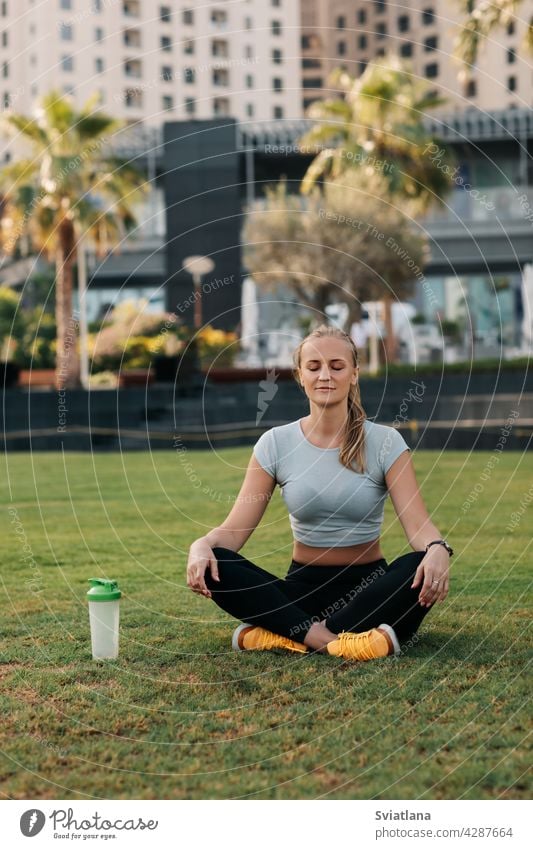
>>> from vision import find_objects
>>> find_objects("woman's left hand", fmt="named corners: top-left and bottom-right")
top-left (411, 546), bottom-right (450, 607)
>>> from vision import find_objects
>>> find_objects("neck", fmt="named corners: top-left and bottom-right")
top-left (306, 402), bottom-right (350, 439)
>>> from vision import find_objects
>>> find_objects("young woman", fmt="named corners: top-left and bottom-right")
top-left (186, 324), bottom-right (452, 661)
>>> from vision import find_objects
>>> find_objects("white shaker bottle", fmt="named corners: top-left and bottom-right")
top-left (87, 578), bottom-right (122, 659)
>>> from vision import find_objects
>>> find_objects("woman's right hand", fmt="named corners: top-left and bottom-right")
top-left (186, 539), bottom-right (220, 598)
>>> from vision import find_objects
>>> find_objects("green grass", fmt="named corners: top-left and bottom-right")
top-left (1, 448), bottom-right (531, 800)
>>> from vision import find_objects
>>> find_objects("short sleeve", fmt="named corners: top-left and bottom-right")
top-left (379, 426), bottom-right (411, 475)
top-left (253, 428), bottom-right (277, 479)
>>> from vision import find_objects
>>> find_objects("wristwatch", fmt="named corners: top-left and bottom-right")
top-left (425, 539), bottom-right (454, 557)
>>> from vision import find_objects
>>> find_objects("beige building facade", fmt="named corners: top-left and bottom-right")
top-left (301, 0), bottom-right (533, 113)
top-left (0, 0), bottom-right (302, 134)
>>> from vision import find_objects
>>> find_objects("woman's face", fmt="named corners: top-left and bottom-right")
top-left (297, 337), bottom-right (358, 404)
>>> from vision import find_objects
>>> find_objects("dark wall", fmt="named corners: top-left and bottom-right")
top-left (163, 119), bottom-right (242, 331)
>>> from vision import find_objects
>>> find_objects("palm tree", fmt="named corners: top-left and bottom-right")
top-left (299, 55), bottom-right (453, 214)
top-left (0, 90), bottom-right (148, 388)
top-left (454, 0), bottom-right (533, 68)
top-left (299, 55), bottom-right (454, 360)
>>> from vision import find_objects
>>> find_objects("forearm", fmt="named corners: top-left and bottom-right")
top-left (193, 527), bottom-right (242, 552)
top-left (408, 519), bottom-right (444, 552)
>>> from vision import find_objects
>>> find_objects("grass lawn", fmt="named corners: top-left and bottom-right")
top-left (0, 448), bottom-right (531, 800)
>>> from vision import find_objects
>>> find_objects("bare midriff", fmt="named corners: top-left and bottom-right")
top-left (292, 537), bottom-right (385, 567)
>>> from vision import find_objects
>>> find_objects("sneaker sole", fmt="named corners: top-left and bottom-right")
top-left (232, 622), bottom-right (253, 652)
top-left (378, 623), bottom-right (401, 656)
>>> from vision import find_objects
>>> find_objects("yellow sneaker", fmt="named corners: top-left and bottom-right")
top-left (232, 622), bottom-right (308, 654)
top-left (326, 624), bottom-right (400, 661)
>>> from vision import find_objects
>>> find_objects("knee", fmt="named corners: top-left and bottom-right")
top-left (211, 546), bottom-right (237, 562)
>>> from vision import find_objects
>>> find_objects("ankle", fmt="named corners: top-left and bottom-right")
top-left (376, 627), bottom-right (394, 655)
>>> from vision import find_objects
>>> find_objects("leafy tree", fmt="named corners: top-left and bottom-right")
top-left (0, 286), bottom-right (27, 361)
top-left (243, 172), bottom-right (428, 358)
top-left (0, 90), bottom-right (148, 388)
top-left (299, 55), bottom-right (454, 214)
top-left (454, 0), bottom-right (533, 68)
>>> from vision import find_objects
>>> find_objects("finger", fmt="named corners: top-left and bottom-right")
top-left (411, 564), bottom-right (425, 589)
top-left (209, 559), bottom-right (220, 582)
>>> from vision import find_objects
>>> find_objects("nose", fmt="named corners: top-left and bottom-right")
top-left (318, 364), bottom-right (332, 380)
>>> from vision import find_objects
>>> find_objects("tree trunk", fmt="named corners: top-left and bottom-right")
top-left (55, 217), bottom-right (81, 390)
top-left (383, 295), bottom-right (398, 363)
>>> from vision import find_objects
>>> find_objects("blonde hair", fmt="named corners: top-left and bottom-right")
top-left (292, 324), bottom-right (367, 474)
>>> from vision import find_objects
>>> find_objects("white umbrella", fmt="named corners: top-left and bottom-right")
top-left (520, 263), bottom-right (533, 352)
top-left (240, 275), bottom-right (260, 365)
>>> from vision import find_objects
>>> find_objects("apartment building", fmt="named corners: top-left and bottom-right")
top-left (0, 0), bottom-right (302, 131)
top-left (301, 0), bottom-right (533, 113)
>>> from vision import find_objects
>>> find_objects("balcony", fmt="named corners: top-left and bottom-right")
top-left (123, 0), bottom-right (140, 17)
top-left (124, 58), bottom-right (142, 78)
top-left (123, 28), bottom-right (141, 48)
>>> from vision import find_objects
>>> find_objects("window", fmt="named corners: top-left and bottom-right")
top-left (245, 73), bottom-right (254, 87)
top-left (61, 54), bottom-right (74, 72)
top-left (376, 22), bottom-right (387, 39)
top-left (507, 47), bottom-right (516, 63)
top-left (376, 47), bottom-right (385, 56)
top-left (184, 97), bottom-right (195, 115)
top-left (95, 27), bottom-right (104, 41)
top-left (160, 6), bottom-right (171, 23)
top-left (183, 40), bottom-right (194, 54)
top-left (272, 77), bottom-right (283, 92)
top-left (422, 8), bottom-right (435, 25)
top-left (271, 0), bottom-right (281, 6)
top-left (374, 0), bottom-right (386, 12)
top-left (466, 79), bottom-right (476, 97)
top-left (123, 1), bottom-right (140, 17)
top-left (211, 9), bottom-right (228, 26)
top-left (359, 60), bottom-right (367, 74)
top-left (184, 67), bottom-right (195, 83)
top-left (507, 21), bottom-right (515, 35)
top-left (60, 22), bottom-right (73, 40)
top-left (303, 97), bottom-right (318, 110)
top-left (271, 20), bottom-right (281, 35)
top-left (244, 16), bottom-right (252, 29)
top-left (183, 9), bottom-right (193, 25)
top-left (125, 88), bottom-right (143, 108)
top-left (302, 57), bottom-right (321, 68)
top-left (160, 35), bottom-right (172, 51)
top-left (273, 105), bottom-right (284, 119)
top-left (212, 39), bottom-right (229, 57)
top-left (398, 15), bottom-right (409, 32)
top-left (1, 31), bottom-right (7, 46)
top-left (303, 77), bottom-right (323, 88)
top-left (424, 35), bottom-right (438, 51)
top-left (301, 35), bottom-right (311, 49)
top-left (60, 0), bottom-right (72, 8)
top-left (161, 65), bottom-right (173, 81)
top-left (507, 75), bottom-right (517, 91)
top-left (400, 42), bottom-right (413, 57)
top-left (213, 96), bottom-right (230, 116)
top-left (425, 62), bottom-right (438, 78)
top-left (358, 34), bottom-right (367, 49)
top-left (272, 48), bottom-right (282, 63)
top-left (213, 67), bottom-right (229, 85)
top-left (336, 15), bottom-right (346, 29)
top-left (124, 58), bottom-right (142, 77)
top-left (3, 91), bottom-right (9, 108)
top-left (357, 9), bottom-right (366, 24)
top-left (162, 94), bottom-right (173, 111)
top-left (337, 41), bottom-right (346, 55)
top-left (245, 45), bottom-right (254, 58)
top-left (2, 60), bottom-right (8, 77)
top-left (95, 57), bottom-right (104, 73)
top-left (246, 103), bottom-right (254, 117)
top-left (123, 28), bottom-right (141, 47)
top-left (93, 0), bottom-right (102, 11)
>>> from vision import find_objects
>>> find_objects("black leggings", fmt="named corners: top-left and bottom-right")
top-left (206, 547), bottom-right (433, 645)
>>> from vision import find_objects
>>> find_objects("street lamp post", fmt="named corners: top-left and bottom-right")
top-left (182, 255), bottom-right (215, 329)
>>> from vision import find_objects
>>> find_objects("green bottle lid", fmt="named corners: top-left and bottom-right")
top-left (86, 578), bottom-right (121, 601)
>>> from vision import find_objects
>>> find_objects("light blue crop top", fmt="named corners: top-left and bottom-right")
top-left (253, 419), bottom-right (411, 547)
